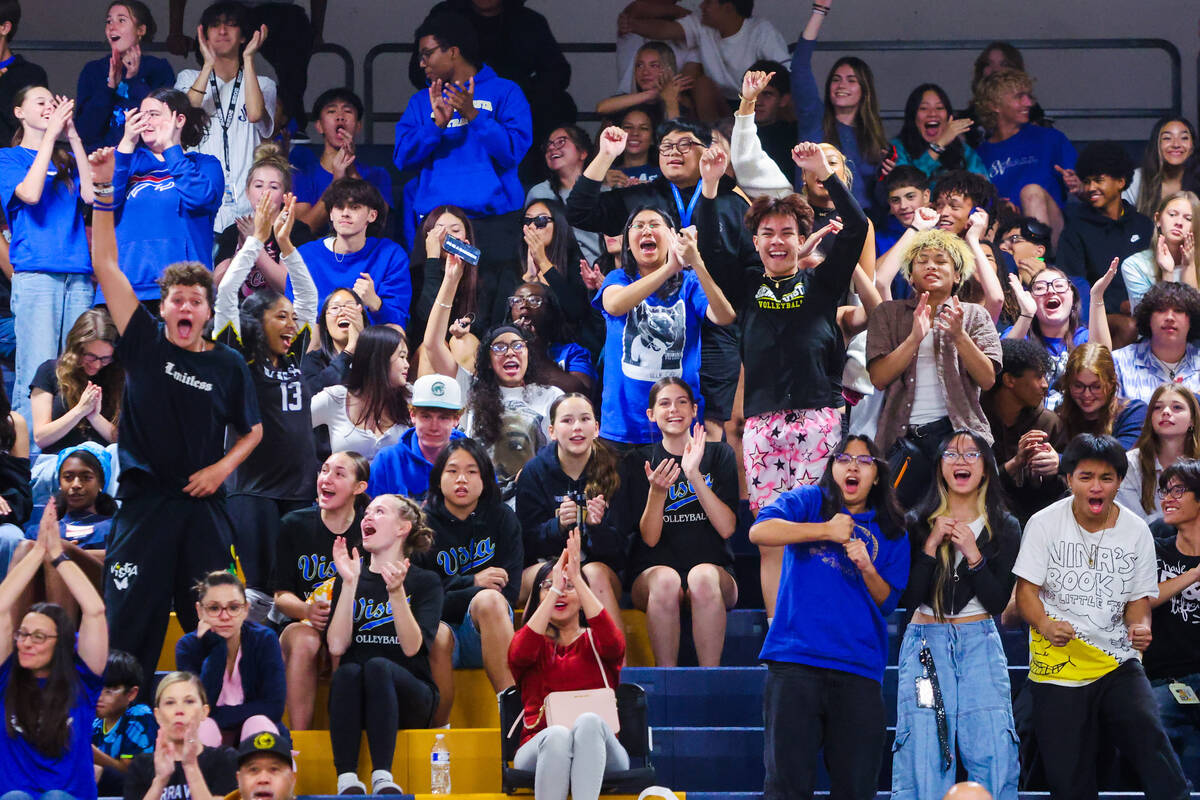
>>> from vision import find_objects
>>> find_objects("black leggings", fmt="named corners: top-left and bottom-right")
top-left (329, 657), bottom-right (438, 773)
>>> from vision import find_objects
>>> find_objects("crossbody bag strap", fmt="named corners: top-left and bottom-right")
top-left (586, 628), bottom-right (611, 690)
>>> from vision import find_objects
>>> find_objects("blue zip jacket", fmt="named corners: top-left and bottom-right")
top-left (393, 64), bottom-right (531, 219)
top-left (111, 145), bottom-right (223, 300)
top-left (175, 621), bottom-right (286, 732)
top-left (75, 55), bottom-right (176, 150)
top-left (368, 426), bottom-right (466, 501)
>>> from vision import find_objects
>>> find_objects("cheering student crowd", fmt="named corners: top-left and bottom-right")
top-left (0, 0), bottom-right (1198, 799)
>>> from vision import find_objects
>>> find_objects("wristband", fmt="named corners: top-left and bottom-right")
top-left (50, 553), bottom-right (70, 568)
top-left (92, 199), bottom-right (117, 212)
top-left (547, 586), bottom-right (563, 597)
top-left (93, 185), bottom-right (115, 197)
top-left (1018, 313), bottom-right (1034, 319)
top-left (928, 142), bottom-right (947, 155)
top-left (812, 2), bottom-right (831, 13)
top-left (966, 554), bottom-right (986, 572)
top-left (188, 85), bottom-right (204, 94)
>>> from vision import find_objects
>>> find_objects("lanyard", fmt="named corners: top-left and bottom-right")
top-left (669, 182), bottom-right (703, 228)
top-left (209, 68), bottom-right (243, 175)
top-left (0, 55), bottom-right (15, 72)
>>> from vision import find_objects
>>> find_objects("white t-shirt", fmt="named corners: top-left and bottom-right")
top-left (908, 331), bottom-right (948, 426)
top-left (175, 68), bottom-right (277, 232)
top-left (915, 516), bottom-right (989, 619)
top-left (1013, 496), bottom-right (1159, 687)
top-left (310, 384), bottom-right (407, 462)
top-left (461, 381), bottom-right (564, 489)
top-left (677, 14), bottom-right (789, 99)
top-left (615, 0), bottom-right (699, 92)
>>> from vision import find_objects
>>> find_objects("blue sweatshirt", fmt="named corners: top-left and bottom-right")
top-left (75, 55), bottom-right (176, 150)
top-left (368, 426), bottom-right (466, 501)
top-left (295, 236), bottom-right (412, 327)
top-left (289, 145), bottom-right (394, 208)
top-left (757, 485), bottom-right (910, 682)
top-left (111, 145), bottom-right (224, 300)
top-left (393, 64), bottom-right (531, 219)
top-left (0, 147), bottom-right (91, 273)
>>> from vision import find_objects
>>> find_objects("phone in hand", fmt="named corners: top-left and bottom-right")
top-left (443, 234), bottom-right (481, 266)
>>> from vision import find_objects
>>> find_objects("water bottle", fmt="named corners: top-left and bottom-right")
top-left (431, 733), bottom-right (451, 794)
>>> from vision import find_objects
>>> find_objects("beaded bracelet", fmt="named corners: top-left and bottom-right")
top-left (928, 142), bottom-right (947, 155)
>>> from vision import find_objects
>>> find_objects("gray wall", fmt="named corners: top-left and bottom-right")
top-left (22, 0), bottom-right (1200, 147)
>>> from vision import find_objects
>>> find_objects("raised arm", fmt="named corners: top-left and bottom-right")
top-left (13, 99), bottom-right (72, 206)
top-left (325, 537), bottom-right (360, 657)
top-left (601, 262), bottom-right (677, 317)
top-left (422, 254), bottom-right (466, 378)
top-left (40, 504), bottom-right (107, 674)
top-left (964, 210), bottom-right (1004, 322)
top-left (240, 26), bottom-right (269, 124)
top-left (791, 2), bottom-right (831, 145)
top-left (215, 194), bottom-right (276, 337)
top-left (88, 148), bottom-right (139, 334)
top-left (275, 194), bottom-right (318, 327)
top-left (1088, 258), bottom-right (1118, 350)
top-left (0, 536), bottom-right (46, 663)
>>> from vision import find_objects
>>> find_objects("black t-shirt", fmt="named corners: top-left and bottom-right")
top-left (215, 324), bottom-right (317, 500)
top-left (626, 440), bottom-right (738, 578)
top-left (271, 505), bottom-right (364, 602)
top-left (123, 745), bottom-right (237, 800)
top-left (115, 305), bottom-right (260, 496)
top-left (739, 175), bottom-right (864, 418)
top-left (1144, 532), bottom-right (1200, 680)
top-left (330, 563), bottom-right (443, 685)
top-left (29, 359), bottom-right (112, 454)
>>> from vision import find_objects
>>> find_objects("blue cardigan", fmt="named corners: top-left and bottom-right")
top-left (175, 621), bottom-right (285, 731)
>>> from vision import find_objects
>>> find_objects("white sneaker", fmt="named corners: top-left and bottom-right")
top-left (371, 769), bottom-right (403, 794)
top-left (336, 772), bottom-right (366, 795)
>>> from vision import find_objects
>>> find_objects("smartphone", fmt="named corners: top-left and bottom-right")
top-left (443, 234), bottom-right (481, 266)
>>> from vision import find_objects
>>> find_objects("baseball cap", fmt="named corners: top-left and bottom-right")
top-left (236, 729), bottom-right (294, 767)
top-left (411, 374), bottom-right (463, 411)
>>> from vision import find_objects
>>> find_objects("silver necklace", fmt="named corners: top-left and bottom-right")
top-left (1072, 504), bottom-right (1113, 568)
top-left (1152, 352), bottom-right (1185, 381)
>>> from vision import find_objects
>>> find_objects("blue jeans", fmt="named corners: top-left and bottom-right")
top-left (1152, 672), bottom-right (1200, 788)
top-left (0, 791), bottom-right (79, 800)
top-left (891, 619), bottom-right (1020, 800)
top-left (11, 272), bottom-right (94, 433)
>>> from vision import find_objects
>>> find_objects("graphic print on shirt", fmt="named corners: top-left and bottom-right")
top-left (622, 299), bottom-right (686, 381)
top-left (806, 524), bottom-right (878, 579)
top-left (435, 537), bottom-right (497, 577)
top-left (1160, 560), bottom-right (1200, 622)
top-left (493, 399), bottom-right (548, 483)
top-left (353, 592), bottom-right (413, 646)
top-left (661, 472), bottom-right (714, 524)
top-left (754, 280), bottom-right (805, 311)
top-left (127, 169), bottom-right (178, 200)
top-left (1029, 540), bottom-right (1133, 683)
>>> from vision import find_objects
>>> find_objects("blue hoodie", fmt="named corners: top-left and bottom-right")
top-left (757, 485), bottom-right (910, 682)
top-left (368, 426), bottom-right (466, 501)
top-left (111, 145), bottom-right (224, 300)
top-left (295, 236), bottom-right (412, 327)
top-left (393, 64), bottom-right (531, 219)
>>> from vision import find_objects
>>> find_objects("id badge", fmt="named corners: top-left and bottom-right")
top-left (915, 677), bottom-right (935, 708)
top-left (222, 183), bottom-right (236, 207)
top-left (1169, 682), bottom-right (1200, 705)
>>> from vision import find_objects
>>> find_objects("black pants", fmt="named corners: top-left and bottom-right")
top-left (1030, 660), bottom-right (1188, 800)
top-left (226, 494), bottom-right (310, 591)
top-left (699, 324), bottom-right (738, 424)
top-left (104, 489), bottom-right (238, 682)
top-left (246, 4), bottom-right (314, 129)
top-left (329, 657), bottom-right (438, 773)
top-left (763, 661), bottom-right (885, 800)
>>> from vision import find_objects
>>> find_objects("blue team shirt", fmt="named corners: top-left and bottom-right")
top-left (289, 145), bottom-right (394, 208)
top-left (757, 485), bottom-right (910, 682)
top-left (92, 702), bottom-right (156, 761)
top-left (548, 341), bottom-right (596, 380)
top-left (0, 147), bottom-right (91, 273)
top-left (593, 268), bottom-right (709, 444)
top-left (0, 654), bottom-right (104, 798)
top-left (977, 124), bottom-right (1077, 209)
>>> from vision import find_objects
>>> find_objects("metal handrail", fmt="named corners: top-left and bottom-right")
top-left (18, 40), bottom-right (355, 96)
top-left (364, 37), bottom-right (1182, 142)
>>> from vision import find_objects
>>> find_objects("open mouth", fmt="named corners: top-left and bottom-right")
top-left (1086, 497), bottom-right (1105, 514)
top-left (318, 485), bottom-right (338, 505)
top-left (923, 120), bottom-right (942, 138)
top-left (251, 790), bottom-right (275, 800)
top-left (176, 319), bottom-right (194, 339)
top-left (1044, 295), bottom-right (1063, 312)
top-left (844, 475), bottom-right (860, 491)
top-left (568, 434), bottom-right (588, 444)
top-left (639, 239), bottom-right (658, 256)
top-left (951, 468), bottom-right (972, 483)
top-left (361, 520), bottom-right (376, 538)
top-left (1086, 191), bottom-right (1103, 205)
top-left (500, 357), bottom-right (521, 376)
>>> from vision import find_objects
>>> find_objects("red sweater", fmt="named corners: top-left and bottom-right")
top-left (508, 610), bottom-right (625, 744)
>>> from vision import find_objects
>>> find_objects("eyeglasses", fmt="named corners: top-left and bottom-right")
top-left (80, 353), bottom-right (114, 368)
top-left (539, 579), bottom-right (576, 592)
top-left (832, 454), bottom-right (877, 466)
top-left (201, 601), bottom-right (247, 617)
top-left (543, 136), bottom-right (569, 151)
top-left (629, 221), bottom-right (665, 233)
top-left (523, 215), bottom-right (552, 229)
top-left (418, 45), bottom-right (444, 64)
top-left (490, 340), bottom-right (527, 355)
top-left (13, 629), bottom-right (57, 645)
top-left (1030, 278), bottom-right (1070, 296)
top-left (1001, 234), bottom-right (1026, 246)
top-left (325, 302), bottom-right (361, 315)
top-left (659, 139), bottom-right (700, 155)
top-left (942, 450), bottom-right (983, 464)
top-left (1070, 382), bottom-right (1106, 396)
top-left (1158, 484), bottom-right (1192, 500)
top-left (507, 295), bottom-right (544, 308)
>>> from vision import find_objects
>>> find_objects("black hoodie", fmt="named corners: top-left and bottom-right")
top-left (515, 443), bottom-right (628, 571)
top-left (1057, 199), bottom-right (1152, 313)
top-left (417, 499), bottom-right (524, 625)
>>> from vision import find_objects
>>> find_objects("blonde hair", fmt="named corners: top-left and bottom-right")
top-left (901, 230), bottom-right (976, 287)
top-left (376, 494), bottom-right (434, 556)
top-left (817, 143), bottom-right (854, 189)
top-left (154, 671), bottom-right (208, 706)
top-left (245, 141), bottom-right (293, 194)
top-left (926, 481), bottom-right (991, 621)
top-left (973, 68), bottom-right (1034, 132)
top-left (631, 42), bottom-right (677, 93)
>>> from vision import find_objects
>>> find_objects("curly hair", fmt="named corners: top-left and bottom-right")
top-left (56, 308), bottom-right (123, 428)
top-left (468, 327), bottom-right (551, 448)
top-left (158, 261), bottom-right (214, 306)
top-left (1075, 140), bottom-right (1135, 185)
top-left (972, 68), bottom-right (1033, 132)
top-left (930, 169), bottom-right (998, 229)
top-left (901, 230), bottom-right (976, 288)
top-left (1133, 282), bottom-right (1200, 341)
top-left (744, 193), bottom-right (815, 237)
